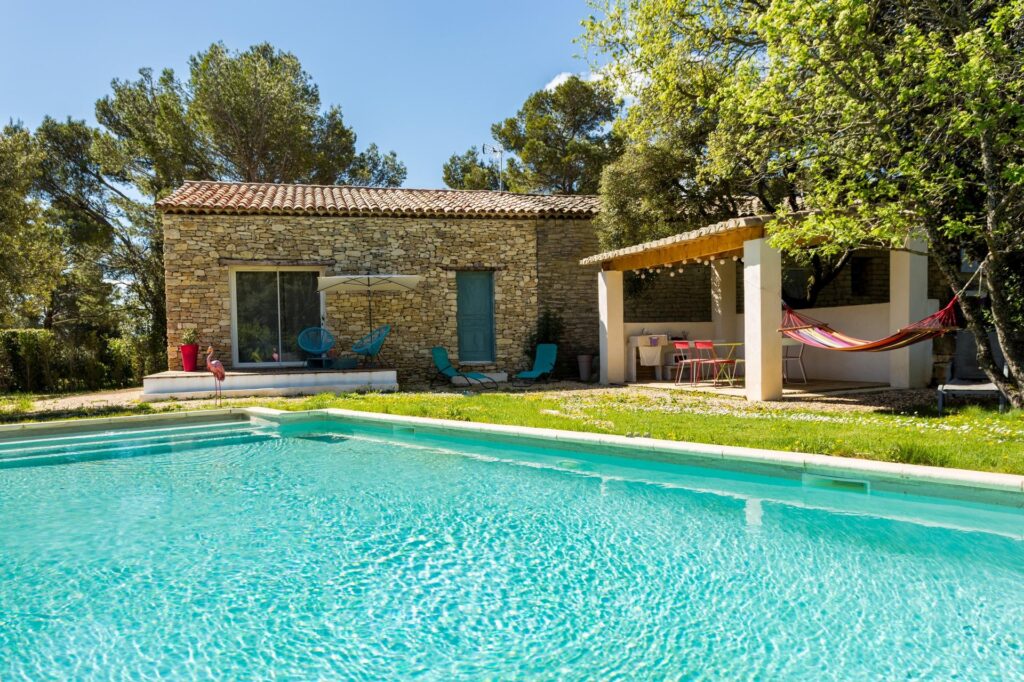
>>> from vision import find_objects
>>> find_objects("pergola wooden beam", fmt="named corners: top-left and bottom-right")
top-left (600, 226), bottom-right (764, 271)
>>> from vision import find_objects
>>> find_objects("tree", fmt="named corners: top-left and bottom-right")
top-left (583, 2), bottom-right (848, 305)
top-left (584, 0), bottom-right (1024, 406)
top-left (0, 124), bottom-right (63, 326)
top-left (187, 43), bottom-right (405, 186)
top-left (492, 75), bottom-right (622, 194)
top-left (30, 42), bottom-right (408, 374)
top-left (445, 76), bottom-right (622, 194)
top-left (442, 147), bottom-right (502, 190)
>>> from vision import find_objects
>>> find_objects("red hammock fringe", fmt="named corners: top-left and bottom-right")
top-left (778, 297), bottom-right (959, 352)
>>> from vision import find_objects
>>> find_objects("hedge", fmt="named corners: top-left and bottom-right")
top-left (0, 329), bottom-right (143, 393)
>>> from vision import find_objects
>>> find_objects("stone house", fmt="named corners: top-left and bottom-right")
top-left (157, 181), bottom-right (602, 382)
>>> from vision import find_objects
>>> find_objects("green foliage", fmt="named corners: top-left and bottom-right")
top-left (0, 329), bottom-right (141, 393)
top-left (446, 76), bottom-right (622, 194)
top-left (14, 41), bottom-right (408, 387)
top-left (180, 328), bottom-right (198, 345)
top-left (582, 3), bottom-right (804, 250)
top-left (0, 330), bottom-right (55, 392)
top-left (584, 0), bottom-right (1024, 402)
top-left (185, 43), bottom-right (405, 186)
top-left (442, 147), bottom-right (502, 190)
top-left (0, 125), bottom-right (63, 325)
top-left (492, 76), bottom-right (622, 194)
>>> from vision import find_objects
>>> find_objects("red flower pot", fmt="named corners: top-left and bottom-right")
top-left (180, 343), bottom-right (199, 372)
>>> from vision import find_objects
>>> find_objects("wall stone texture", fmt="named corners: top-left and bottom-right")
top-left (162, 212), bottom-right (600, 382)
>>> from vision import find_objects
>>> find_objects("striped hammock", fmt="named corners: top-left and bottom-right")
top-left (779, 298), bottom-right (960, 352)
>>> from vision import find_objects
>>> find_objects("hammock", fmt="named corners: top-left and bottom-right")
top-left (779, 298), bottom-right (960, 352)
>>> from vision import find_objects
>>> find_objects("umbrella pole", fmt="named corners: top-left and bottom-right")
top-left (367, 291), bottom-right (373, 336)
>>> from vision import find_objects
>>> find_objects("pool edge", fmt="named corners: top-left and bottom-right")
top-left (2, 406), bottom-right (1022, 500)
top-left (300, 407), bottom-right (1024, 499)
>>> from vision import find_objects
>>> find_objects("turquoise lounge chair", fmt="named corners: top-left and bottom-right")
top-left (431, 346), bottom-right (498, 389)
top-left (515, 343), bottom-right (557, 382)
top-left (353, 325), bottom-right (391, 367)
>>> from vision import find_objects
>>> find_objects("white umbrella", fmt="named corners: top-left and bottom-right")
top-left (316, 274), bottom-right (422, 335)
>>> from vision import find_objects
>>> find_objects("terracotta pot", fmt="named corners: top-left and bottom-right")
top-left (179, 343), bottom-right (199, 372)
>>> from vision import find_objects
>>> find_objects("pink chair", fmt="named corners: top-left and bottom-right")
top-left (672, 341), bottom-right (699, 384)
top-left (693, 341), bottom-right (738, 386)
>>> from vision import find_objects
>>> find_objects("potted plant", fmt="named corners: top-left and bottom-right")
top-left (179, 328), bottom-right (199, 372)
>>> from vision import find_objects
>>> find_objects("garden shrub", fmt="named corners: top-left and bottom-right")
top-left (0, 329), bottom-right (145, 393)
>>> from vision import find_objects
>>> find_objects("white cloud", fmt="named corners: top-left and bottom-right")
top-left (544, 72), bottom-right (575, 91)
top-left (543, 71), bottom-right (604, 92)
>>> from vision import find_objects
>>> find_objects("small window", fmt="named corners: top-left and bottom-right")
top-left (456, 271), bottom-right (495, 362)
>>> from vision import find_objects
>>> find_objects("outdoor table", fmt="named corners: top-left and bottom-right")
top-left (691, 341), bottom-right (743, 384)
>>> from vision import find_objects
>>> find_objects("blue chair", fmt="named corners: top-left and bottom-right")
top-left (297, 327), bottom-right (335, 368)
top-left (352, 325), bottom-right (391, 367)
top-left (516, 343), bottom-right (557, 382)
top-left (431, 346), bottom-right (497, 389)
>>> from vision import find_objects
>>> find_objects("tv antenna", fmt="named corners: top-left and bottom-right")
top-left (482, 143), bottom-right (504, 191)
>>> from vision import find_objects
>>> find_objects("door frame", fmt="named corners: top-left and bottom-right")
top-left (455, 270), bottom-right (496, 364)
top-left (228, 265), bottom-right (327, 368)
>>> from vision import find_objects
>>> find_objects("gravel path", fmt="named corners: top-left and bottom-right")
top-left (5, 382), bottom-right (942, 420)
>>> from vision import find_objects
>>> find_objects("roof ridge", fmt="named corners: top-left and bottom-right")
top-left (175, 179), bottom-right (598, 200)
top-left (157, 181), bottom-right (601, 219)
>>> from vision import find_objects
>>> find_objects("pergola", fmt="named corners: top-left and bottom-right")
top-left (580, 215), bottom-right (933, 401)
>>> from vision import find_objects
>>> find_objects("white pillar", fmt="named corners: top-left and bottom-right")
top-left (712, 259), bottom-right (738, 340)
top-left (743, 239), bottom-right (783, 401)
top-left (890, 240), bottom-right (931, 388)
top-left (598, 270), bottom-right (626, 384)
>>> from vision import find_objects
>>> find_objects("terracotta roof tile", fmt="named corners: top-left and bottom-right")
top-left (157, 180), bottom-right (600, 219)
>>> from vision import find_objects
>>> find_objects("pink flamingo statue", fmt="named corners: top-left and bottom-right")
top-left (206, 346), bottom-right (226, 403)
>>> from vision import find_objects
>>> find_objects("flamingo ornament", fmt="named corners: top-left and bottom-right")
top-left (206, 346), bottom-right (226, 403)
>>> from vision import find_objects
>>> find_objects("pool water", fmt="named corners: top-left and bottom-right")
top-left (1, 418), bottom-right (1022, 679)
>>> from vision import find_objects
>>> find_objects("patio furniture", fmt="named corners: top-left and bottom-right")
top-left (693, 341), bottom-right (739, 386)
top-left (937, 331), bottom-right (1008, 414)
top-left (782, 338), bottom-right (807, 384)
top-left (317, 273), bottom-right (421, 342)
top-left (672, 341), bottom-right (699, 384)
top-left (431, 346), bottom-right (498, 389)
top-left (352, 325), bottom-right (391, 367)
top-left (515, 343), bottom-right (557, 383)
top-left (297, 327), bottom-right (336, 369)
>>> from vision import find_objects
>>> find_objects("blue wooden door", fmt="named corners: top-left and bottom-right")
top-left (456, 271), bottom-right (495, 362)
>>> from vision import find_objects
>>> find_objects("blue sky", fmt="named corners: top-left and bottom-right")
top-left (0, 0), bottom-right (597, 188)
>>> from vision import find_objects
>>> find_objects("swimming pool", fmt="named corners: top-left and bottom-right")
top-left (1, 412), bottom-right (1022, 679)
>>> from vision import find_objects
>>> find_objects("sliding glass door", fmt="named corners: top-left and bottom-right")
top-left (233, 270), bottom-right (321, 365)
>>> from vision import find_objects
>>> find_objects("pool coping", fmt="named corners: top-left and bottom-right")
top-left (256, 407), bottom-right (1024, 499)
top-left (2, 407), bottom-right (1022, 500)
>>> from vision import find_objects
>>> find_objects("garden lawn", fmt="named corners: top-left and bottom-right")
top-left (1, 387), bottom-right (1021, 475)
top-left (257, 390), bottom-right (1024, 476)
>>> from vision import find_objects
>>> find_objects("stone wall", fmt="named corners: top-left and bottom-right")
top-left (536, 219), bottom-right (601, 364)
top-left (624, 249), bottom-right (942, 320)
top-left (624, 267), bottom-right (712, 322)
top-left (163, 212), bottom-right (600, 382)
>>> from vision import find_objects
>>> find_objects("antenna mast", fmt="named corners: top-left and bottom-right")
top-left (482, 143), bottom-right (504, 191)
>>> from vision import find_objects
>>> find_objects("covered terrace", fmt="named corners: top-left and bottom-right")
top-left (580, 215), bottom-right (936, 401)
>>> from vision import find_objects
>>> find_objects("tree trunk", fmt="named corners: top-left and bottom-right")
top-left (928, 230), bottom-right (1023, 408)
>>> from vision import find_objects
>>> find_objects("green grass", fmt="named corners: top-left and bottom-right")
top-left (253, 391), bottom-right (1024, 476)
top-left (1, 388), bottom-right (1021, 475)
top-left (0, 394), bottom-right (37, 416)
